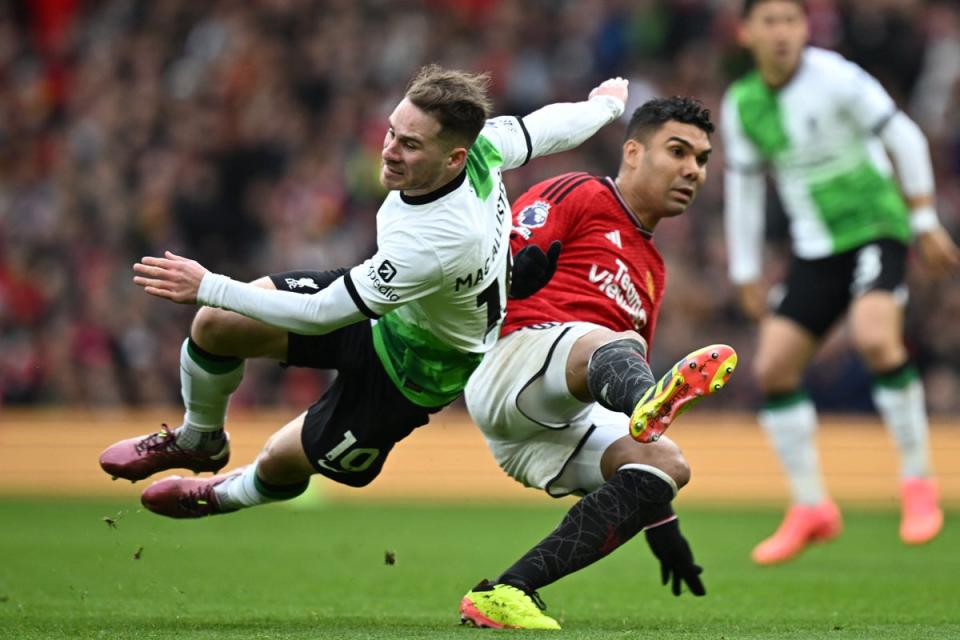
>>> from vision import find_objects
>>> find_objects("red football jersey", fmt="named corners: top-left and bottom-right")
top-left (503, 172), bottom-right (666, 348)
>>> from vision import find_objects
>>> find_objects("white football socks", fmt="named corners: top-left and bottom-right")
top-left (215, 464), bottom-right (309, 510)
top-left (177, 338), bottom-right (244, 448)
top-left (873, 377), bottom-right (931, 479)
top-left (759, 397), bottom-right (827, 506)
top-left (215, 465), bottom-right (268, 510)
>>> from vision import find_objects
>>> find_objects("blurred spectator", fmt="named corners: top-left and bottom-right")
top-left (1, 0), bottom-right (957, 413)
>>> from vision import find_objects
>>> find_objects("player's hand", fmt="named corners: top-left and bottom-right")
top-left (916, 227), bottom-right (960, 278)
top-left (133, 251), bottom-right (208, 304)
top-left (644, 518), bottom-right (706, 597)
top-left (509, 241), bottom-right (562, 299)
top-left (589, 77), bottom-right (628, 107)
top-left (736, 282), bottom-right (766, 321)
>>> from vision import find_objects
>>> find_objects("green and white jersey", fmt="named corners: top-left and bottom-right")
top-left (722, 47), bottom-right (910, 281)
top-left (197, 96), bottom-right (624, 408)
top-left (343, 118), bottom-right (527, 407)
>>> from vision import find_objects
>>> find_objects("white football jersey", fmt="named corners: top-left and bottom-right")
top-left (197, 96), bottom-right (625, 407)
top-left (342, 117), bottom-right (528, 405)
top-left (723, 47), bottom-right (911, 280)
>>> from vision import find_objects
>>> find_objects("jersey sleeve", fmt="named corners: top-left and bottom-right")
top-left (197, 273), bottom-right (366, 335)
top-left (877, 111), bottom-right (935, 200)
top-left (344, 229), bottom-right (445, 318)
top-left (478, 116), bottom-right (533, 171)
top-left (833, 57), bottom-right (898, 133)
top-left (721, 89), bottom-right (765, 173)
top-left (480, 96), bottom-right (623, 172)
top-left (721, 89), bottom-right (767, 284)
top-left (521, 95), bottom-right (624, 161)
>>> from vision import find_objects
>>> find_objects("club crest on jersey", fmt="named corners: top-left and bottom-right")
top-left (518, 200), bottom-right (551, 228)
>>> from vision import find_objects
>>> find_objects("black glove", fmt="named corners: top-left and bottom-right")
top-left (644, 518), bottom-right (706, 596)
top-left (509, 240), bottom-right (562, 299)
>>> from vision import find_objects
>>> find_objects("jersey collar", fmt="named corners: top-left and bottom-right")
top-left (601, 176), bottom-right (653, 238)
top-left (400, 169), bottom-right (466, 205)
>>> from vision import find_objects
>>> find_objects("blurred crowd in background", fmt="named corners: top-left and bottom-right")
top-left (1, 0), bottom-right (959, 414)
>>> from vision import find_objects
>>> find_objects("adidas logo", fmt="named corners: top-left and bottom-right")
top-left (605, 230), bottom-right (622, 249)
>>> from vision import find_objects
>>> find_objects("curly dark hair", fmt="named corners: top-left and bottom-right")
top-left (625, 96), bottom-right (714, 143)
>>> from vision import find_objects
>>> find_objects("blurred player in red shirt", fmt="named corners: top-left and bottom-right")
top-left (460, 97), bottom-right (737, 629)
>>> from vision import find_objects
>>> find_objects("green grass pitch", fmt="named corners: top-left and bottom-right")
top-left (0, 497), bottom-right (957, 639)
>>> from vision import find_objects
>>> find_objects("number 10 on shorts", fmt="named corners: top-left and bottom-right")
top-left (316, 430), bottom-right (380, 474)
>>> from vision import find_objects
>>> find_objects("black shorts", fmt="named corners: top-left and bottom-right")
top-left (270, 270), bottom-right (443, 488)
top-left (774, 238), bottom-right (908, 338)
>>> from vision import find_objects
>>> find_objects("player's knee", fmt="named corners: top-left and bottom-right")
top-left (190, 307), bottom-right (236, 355)
top-left (257, 435), bottom-right (313, 486)
top-left (257, 432), bottom-right (282, 472)
top-left (579, 330), bottom-right (646, 363)
top-left (190, 277), bottom-right (278, 356)
top-left (853, 335), bottom-right (905, 372)
top-left (655, 443), bottom-right (691, 489)
top-left (601, 330), bottom-right (647, 353)
top-left (751, 352), bottom-right (800, 394)
top-left (605, 437), bottom-right (690, 489)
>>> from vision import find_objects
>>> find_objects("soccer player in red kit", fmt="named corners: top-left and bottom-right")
top-left (459, 97), bottom-right (737, 630)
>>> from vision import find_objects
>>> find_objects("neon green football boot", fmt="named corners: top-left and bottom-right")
top-left (460, 580), bottom-right (560, 630)
top-left (629, 344), bottom-right (737, 443)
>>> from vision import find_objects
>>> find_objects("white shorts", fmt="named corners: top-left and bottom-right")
top-left (465, 322), bottom-right (630, 497)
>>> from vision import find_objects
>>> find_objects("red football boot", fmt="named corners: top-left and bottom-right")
top-left (99, 424), bottom-right (230, 482)
top-left (141, 474), bottom-right (237, 519)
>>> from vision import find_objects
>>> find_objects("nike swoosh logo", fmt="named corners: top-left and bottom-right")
top-left (315, 459), bottom-right (346, 473)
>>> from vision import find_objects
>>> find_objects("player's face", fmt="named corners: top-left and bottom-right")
top-left (380, 98), bottom-right (460, 196)
top-left (740, 1), bottom-right (808, 76)
top-left (633, 121), bottom-right (711, 218)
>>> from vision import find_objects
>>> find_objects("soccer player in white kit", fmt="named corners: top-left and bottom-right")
top-left (100, 66), bottom-right (629, 515)
top-left (722, 0), bottom-right (960, 565)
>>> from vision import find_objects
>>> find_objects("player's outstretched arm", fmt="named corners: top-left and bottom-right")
top-left (133, 250), bottom-right (366, 334)
top-left (133, 251), bottom-right (207, 304)
top-left (520, 77), bottom-right (628, 160)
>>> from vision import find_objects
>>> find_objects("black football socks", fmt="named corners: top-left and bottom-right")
top-left (586, 338), bottom-right (655, 416)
